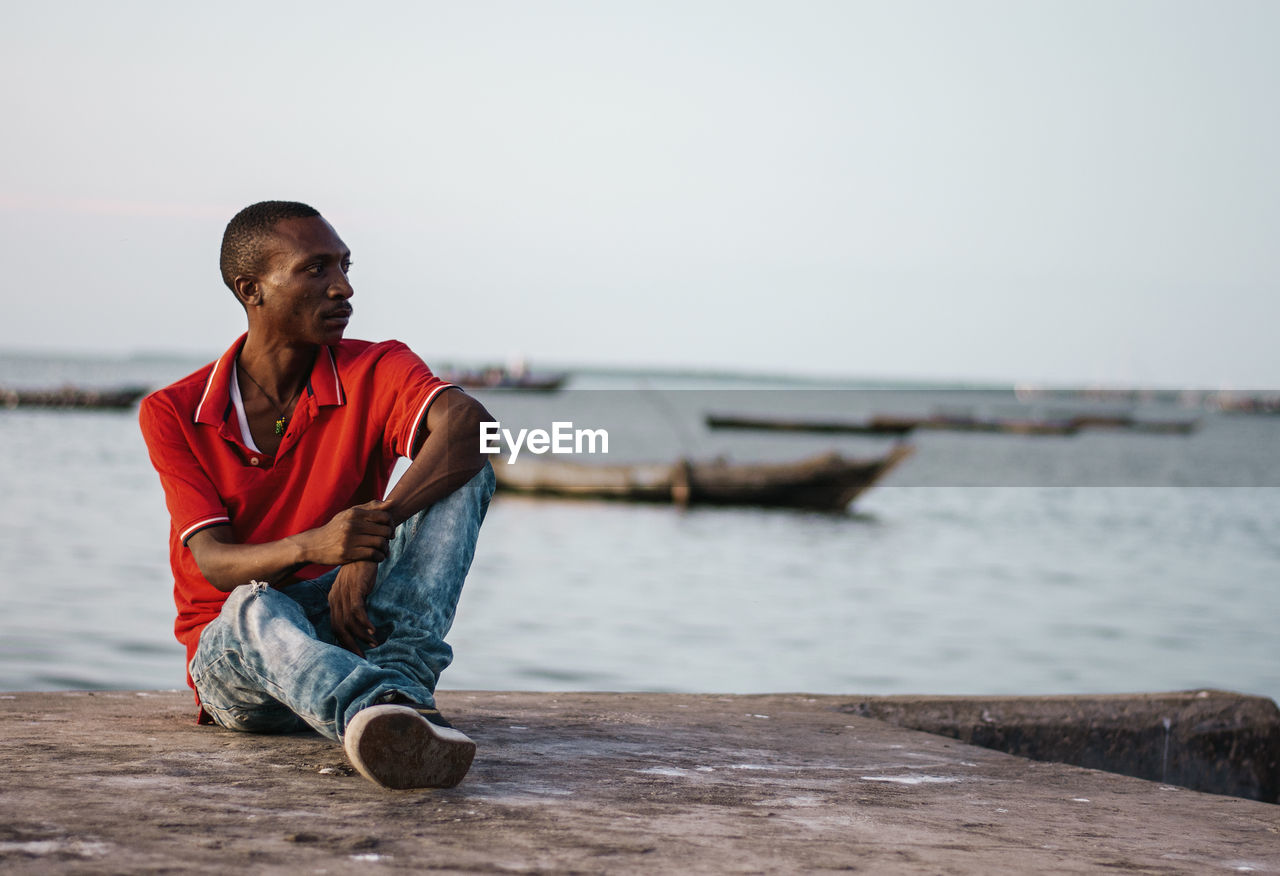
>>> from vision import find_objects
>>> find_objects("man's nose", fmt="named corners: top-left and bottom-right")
top-left (330, 272), bottom-right (354, 299)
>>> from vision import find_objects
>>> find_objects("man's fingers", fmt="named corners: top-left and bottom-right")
top-left (358, 521), bottom-right (395, 538)
top-left (333, 611), bottom-right (369, 658)
top-left (333, 536), bottom-right (387, 564)
top-left (330, 605), bottom-right (354, 651)
top-left (348, 516), bottom-right (394, 537)
top-left (331, 597), bottom-right (378, 657)
top-left (334, 625), bottom-right (358, 657)
top-left (328, 559), bottom-right (379, 656)
top-left (352, 540), bottom-right (387, 562)
top-left (342, 631), bottom-right (365, 659)
top-left (362, 534), bottom-right (390, 555)
top-left (354, 502), bottom-right (394, 525)
top-left (349, 603), bottom-right (378, 647)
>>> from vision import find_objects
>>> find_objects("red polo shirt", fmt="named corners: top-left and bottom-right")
top-left (139, 335), bottom-right (454, 684)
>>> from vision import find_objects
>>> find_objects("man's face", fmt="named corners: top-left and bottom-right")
top-left (253, 216), bottom-right (354, 346)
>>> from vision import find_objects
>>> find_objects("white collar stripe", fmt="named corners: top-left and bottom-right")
top-left (193, 356), bottom-right (222, 424)
top-left (326, 347), bottom-right (342, 402)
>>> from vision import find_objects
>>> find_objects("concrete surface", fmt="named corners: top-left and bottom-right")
top-left (848, 690), bottom-right (1280, 803)
top-left (1, 690), bottom-right (1278, 874)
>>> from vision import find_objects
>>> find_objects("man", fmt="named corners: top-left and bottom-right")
top-left (139, 200), bottom-right (495, 790)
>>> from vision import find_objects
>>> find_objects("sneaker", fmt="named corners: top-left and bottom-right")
top-left (343, 703), bottom-right (477, 789)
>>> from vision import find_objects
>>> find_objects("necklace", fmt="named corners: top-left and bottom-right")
top-left (239, 364), bottom-right (302, 436)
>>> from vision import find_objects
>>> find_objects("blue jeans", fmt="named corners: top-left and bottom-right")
top-left (189, 463), bottom-right (495, 742)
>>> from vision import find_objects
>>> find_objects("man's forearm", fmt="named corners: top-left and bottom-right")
top-left (185, 530), bottom-right (309, 593)
top-left (382, 389), bottom-right (490, 526)
top-left (187, 501), bottom-right (395, 592)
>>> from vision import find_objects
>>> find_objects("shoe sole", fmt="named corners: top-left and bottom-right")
top-left (344, 704), bottom-right (477, 790)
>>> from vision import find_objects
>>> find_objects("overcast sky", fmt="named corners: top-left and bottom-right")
top-left (3, 1), bottom-right (1276, 386)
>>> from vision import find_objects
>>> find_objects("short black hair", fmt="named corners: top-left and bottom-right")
top-left (219, 200), bottom-right (321, 292)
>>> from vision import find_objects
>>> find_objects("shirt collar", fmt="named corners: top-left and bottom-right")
top-left (193, 334), bottom-right (345, 426)
top-left (311, 343), bottom-right (345, 407)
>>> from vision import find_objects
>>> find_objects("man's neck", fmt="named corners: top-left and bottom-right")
top-left (236, 336), bottom-right (319, 400)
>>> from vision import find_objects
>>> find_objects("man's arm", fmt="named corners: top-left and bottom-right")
top-left (385, 387), bottom-right (491, 525)
top-left (328, 387), bottom-right (492, 655)
top-left (187, 501), bottom-right (396, 593)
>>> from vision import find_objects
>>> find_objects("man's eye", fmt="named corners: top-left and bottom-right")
top-left (342, 261), bottom-right (353, 273)
top-left (306, 264), bottom-right (324, 275)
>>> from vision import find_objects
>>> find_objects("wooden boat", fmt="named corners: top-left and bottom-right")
top-left (871, 414), bottom-right (1080, 436)
top-left (706, 413), bottom-right (916, 436)
top-left (0, 385), bottom-right (150, 410)
top-left (1211, 394), bottom-right (1280, 416)
top-left (493, 445), bottom-right (913, 511)
top-left (1057, 413), bottom-right (1199, 434)
top-left (1120, 419), bottom-right (1198, 435)
top-left (876, 412), bottom-right (1195, 436)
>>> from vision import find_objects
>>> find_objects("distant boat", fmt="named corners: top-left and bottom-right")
top-left (708, 410), bottom-right (1196, 437)
top-left (1212, 394), bottom-right (1280, 416)
top-left (1117, 419), bottom-right (1198, 435)
top-left (0, 385), bottom-right (150, 410)
top-left (1054, 412), bottom-right (1199, 434)
top-left (437, 366), bottom-right (567, 391)
top-left (871, 413), bottom-right (1081, 436)
top-left (493, 446), bottom-right (913, 512)
top-left (706, 413), bottom-right (916, 436)
top-left (876, 412), bottom-right (1196, 436)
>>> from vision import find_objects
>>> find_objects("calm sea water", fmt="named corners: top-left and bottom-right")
top-left (1, 350), bottom-right (1277, 705)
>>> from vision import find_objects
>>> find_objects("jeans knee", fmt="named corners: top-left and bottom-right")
top-left (221, 579), bottom-right (307, 638)
top-left (218, 579), bottom-right (258, 620)
top-left (221, 578), bottom-right (268, 609)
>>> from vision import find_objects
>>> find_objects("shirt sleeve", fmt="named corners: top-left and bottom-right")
top-left (138, 392), bottom-right (231, 544)
top-left (375, 341), bottom-right (455, 460)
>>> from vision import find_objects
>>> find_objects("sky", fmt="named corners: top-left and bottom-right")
top-left (2, 1), bottom-right (1277, 387)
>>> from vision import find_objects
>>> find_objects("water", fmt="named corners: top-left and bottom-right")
top-left (1, 350), bottom-right (1277, 704)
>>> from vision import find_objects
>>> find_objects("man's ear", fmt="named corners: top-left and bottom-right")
top-left (232, 275), bottom-right (261, 307)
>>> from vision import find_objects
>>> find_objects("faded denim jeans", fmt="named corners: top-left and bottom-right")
top-left (189, 463), bottom-right (495, 742)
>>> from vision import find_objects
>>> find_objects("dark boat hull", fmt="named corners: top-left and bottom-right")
top-left (493, 446), bottom-right (913, 511)
top-left (1, 385), bottom-right (150, 410)
top-left (707, 413), bottom-right (916, 436)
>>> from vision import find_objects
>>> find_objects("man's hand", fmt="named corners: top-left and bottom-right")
top-left (302, 500), bottom-right (395, 566)
top-left (187, 499), bottom-right (391, 594)
top-left (330, 559), bottom-right (380, 657)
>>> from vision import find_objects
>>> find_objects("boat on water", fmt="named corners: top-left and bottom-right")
top-left (707, 411), bottom-right (1082, 437)
top-left (492, 445), bottom-right (913, 512)
top-left (0, 385), bottom-right (150, 410)
top-left (1052, 412), bottom-right (1199, 434)
top-left (706, 413), bottom-right (916, 436)
top-left (1212, 394), bottom-right (1280, 416)
top-left (872, 412), bottom-right (1196, 435)
top-left (873, 413), bottom-right (1082, 436)
top-left (703, 410), bottom-right (1196, 438)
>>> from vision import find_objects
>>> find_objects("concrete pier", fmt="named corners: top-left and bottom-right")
top-left (850, 690), bottom-right (1280, 803)
top-left (1, 690), bottom-right (1277, 873)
